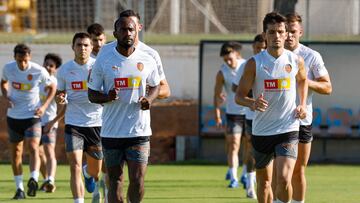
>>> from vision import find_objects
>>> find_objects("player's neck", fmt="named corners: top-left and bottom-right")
top-left (116, 45), bottom-right (135, 57)
top-left (74, 57), bottom-right (89, 65)
top-left (267, 47), bottom-right (284, 58)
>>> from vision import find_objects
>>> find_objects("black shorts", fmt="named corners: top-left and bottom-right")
top-left (245, 119), bottom-right (252, 135)
top-left (64, 124), bottom-right (103, 159)
top-left (7, 117), bottom-right (41, 143)
top-left (225, 114), bottom-right (245, 135)
top-left (299, 125), bottom-right (313, 143)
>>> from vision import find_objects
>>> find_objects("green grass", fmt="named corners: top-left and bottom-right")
top-left (0, 164), bottom-right (359, 202)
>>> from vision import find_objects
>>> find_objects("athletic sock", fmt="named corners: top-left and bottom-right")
top-left (291, 200), bottom-right (304, 203)
top-left (93, 181), bottom-right (100, 196)
top-left (74, 198), bottom-right (84, 203)
top-left (230, 167), bottom-right (238, 181)
top-left (14, 175), bottom-right (24, 191)
top-left (48, 175), bottom-right (55, 183)
top-left (30, 170), bottom-right (39, 182)
top-left (248, 171), bottom-right (256, 189)
top-left (83, 165), bottom-right (91, 178)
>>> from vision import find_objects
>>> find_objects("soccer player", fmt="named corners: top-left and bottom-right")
top-left (96, 9), bottom-right (170, 99)
top-left (87, 23), bottom-right (107, 58)
top-left (233, 34), bottom-right (266, 198)
top-left (87, 22), bottom-right (108, 203)
top-left (214, 41), bottom-right (246, 188)
top-left (1, 44), bottom-right (56, 199)
top-left (56, 32), bottom-right (103, 203)
top-left (235, 12), bottom-right (308, 203)
top-left (87, 15), bottom-right (160, 203)
top-left (38, 53), bottom-right (63, 193)
top-left (285, 13), bottom-right (332, 203)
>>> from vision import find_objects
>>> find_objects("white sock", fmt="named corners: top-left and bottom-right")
top-left (247, 171), bottom-right (256, 190)
top-left (230, 167), bottom-right (238, 181)
top-left (241, 164), bottom-right (247, 177)
top-left (83, 165), bottom-right (91, 178)
top-left (274, 200), bottom-right (290, 203)
top-left (30, 170), bottom-right (39, 182)
top-left (48, 176), bottom-right (55, 183)
top-left (93, 181), bottom-right (100, 196)
top-left (292, 200), bottom-right (304, 203)
top-left (104, 184), bottom-right (108, 203)
top-left (14, 175), bottom-right (24, 191)
top-left (74, 198), bottom-right (84, 203)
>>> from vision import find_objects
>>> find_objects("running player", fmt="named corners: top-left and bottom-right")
top-left (285, 13), bottom-right (332, 203)
top-left (214, 41), bottom-right (246, 188)
top-left (233, 34), bottom-right (266, 199)
top-left (56, 33), bottom-right (103, 203)
top-left (1, 44), bottom-right (56, 199)
top-left (235, 12), bottom-right (308, 203)
top-left (38, 53), bottom-right (63, 193)
top-left (87, 23), bottom-right (107, 58)
top-left (87, 22), bottom-right (108, 203)
top-left (96, 9), bottom-right (170, 99)
top-left (88, 15), bottom-right (160, 203)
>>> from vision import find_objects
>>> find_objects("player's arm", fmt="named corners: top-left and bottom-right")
top-left (214, 71), bottom-right (225, 128)
top-left (1, 79), bottom-right (13, 108)
top-left (140, 84), bottom-right (160, 110)
top-left (308, 74), bottom-right (332, 95)
top-left (35, 81), bottom-right (56, 117)
top-left (88, 88), bottom-right (118, 104)
top-left (43, 104), bottom-right (66, 133)
top-left (235, 59), bottom-right (256, 110)
top-left (157, 79), bottom-right (171, 99)
top-left (295, 56), bottom-right (308, 119)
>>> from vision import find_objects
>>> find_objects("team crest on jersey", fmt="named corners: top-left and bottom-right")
top-left (27, 74), bottom-right (33, 81)
top-left (284, 64), bottom-right (292, 73)
top-left (137, 62), bottom-right (144, 72)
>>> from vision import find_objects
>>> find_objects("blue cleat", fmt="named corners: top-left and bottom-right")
top-left (228, 180), bottom-right (239, 188)
top-left (83, 165), bottom-right (95, 193)
top-left (225, 170), bottom-right (231, 180)
top-left (240, 174), bottom-right (247, 189)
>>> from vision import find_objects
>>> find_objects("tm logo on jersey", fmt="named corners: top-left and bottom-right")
top-left (12, 82), bottom-right (31, 90)
top-left (114, 77), bottom-right (141, 89)
top-left (71, 81), bottom-right (87, 90)
top-left (264, 78), bottom-right (290, 91)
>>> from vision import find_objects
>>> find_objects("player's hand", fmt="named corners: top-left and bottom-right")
top-left (295, 105), bottom-right (307, 119)
top-left (252, 93), bottom-right (268, 112)
top-left (107, 88), bottom-right (119, 101)
top-left (55, 92), bottom-right (66, 104)
top-left (34, 106), bottom-right (46, 117)
top-left (43, 121), bottom-right (54, 134)
top-left (3, 96), bottom-right (14, 108)
top-left (215, 117), bottom-right (223, 129)
top-left (139, 97), bottom-right (151, 110)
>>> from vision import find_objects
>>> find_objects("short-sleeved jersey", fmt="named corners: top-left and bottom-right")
top-left (2, 61), bottom-right (53, 119)
top-left (40, 75), bottom-right (58, 127)
top-left (234, 60), bottom-right (255, 120)
top-left (56, 58), bottom-right (102, 127)
top-left (97, 40), bottom-right (166, 80)
top-left (88, 47), bottom-right (160, 138)
top-left (293, 44), bottom-right (329, 125)
top-left (252, 49), bottom-right (300, 136)
top-left (220, 59), bottom-right (247, 115)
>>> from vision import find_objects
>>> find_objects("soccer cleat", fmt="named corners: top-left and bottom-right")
top-left (246, 188), bottom-right (257, 199)
top-left (240, 174), bottom-right (247, 189)
top-left (228, 179), bottom-right (239, 188)
top-left (43, 180), bottom-right (56, 193)
top-left (225, 170), bottom-right (231, 180)
top-left (13, 188), bottom-right (26, 199)
top-left (83, 165), bottom-right (95, 193)
top-left (39, 181), bottom-right (47, 191)
top-left (27, 178), bottom-right (38, 197)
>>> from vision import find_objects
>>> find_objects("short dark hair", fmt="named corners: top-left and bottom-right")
top-left (72, 32), bottom-right (91, 46)
top-left (87, 23), bottom-right (105, 36)
top-left (263, 12), bottom-right (287, 32)
top-left (44, 53), bottom-right (62, 68)
top-left (254, 34), bottom-right (265, 43)
top-left (114, 9), bottom-right (141, 31)
top-left (285, 12), bottom-right (302, 24)
top-left (220, 41), bottom-right (242, 57)
top-left (13, 43), bottom-right (31, 56)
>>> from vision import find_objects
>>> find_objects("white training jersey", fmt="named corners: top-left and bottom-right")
top-left (98, 41), bottom-right (166, 80)
top-left (2, 61), bottom-right (53, 119)
top-left (293, 44), bottom-right (329, 125)
top-left (40, 75), bottom-right (58, 127)
top-left (88, 47), bottom-right (160, 138)
top-left (252, 49), bottom-right (300, 136)
top-left (234, 60), bottom-right (255, 120)
top-left (220, 59), bottom-right (247, 115)
top-left (56, 58), bottom-right (102, 127)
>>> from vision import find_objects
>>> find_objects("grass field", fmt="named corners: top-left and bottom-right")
top-left (0, 164), bottom-right (359, 203)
